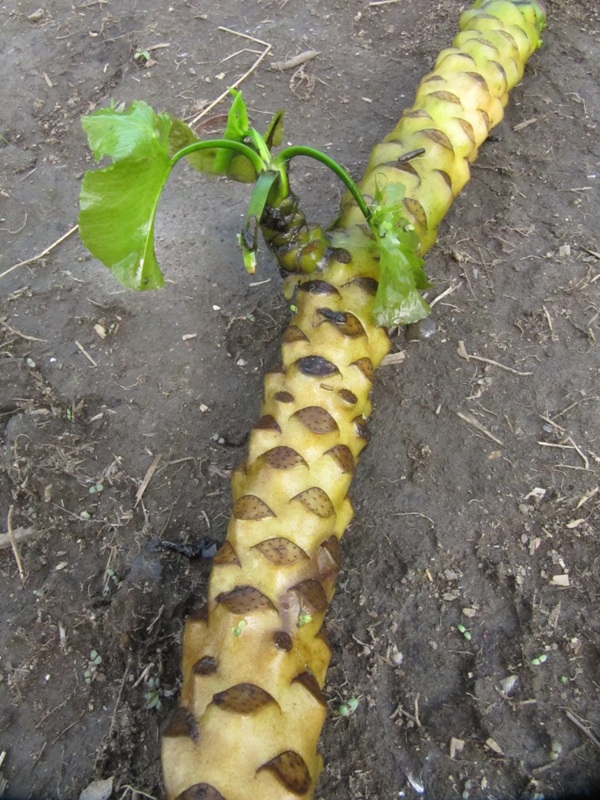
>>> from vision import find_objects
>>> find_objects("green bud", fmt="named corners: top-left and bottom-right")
top-left (347, 697), bottom-right (359, 712)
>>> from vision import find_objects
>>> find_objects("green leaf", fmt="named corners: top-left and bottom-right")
top-left (214, 89), bottom-right (251, 173)
top-left (79, 101), bottom-right (174, 290)
top-left (168, 102), bottom-right (258, 182)
top-left (223, 88), bottom-right (250, 141)
top-left (369, 182), bottom-right (431, 326)
top-left (372, 242), bottom-right (430, 327)
top-left (238, 171), bottom-right (281, 273)
top-left (82, 99), bottom-right (172, 163)
top-left (168, 117), bottom-right (221, 174)
top-left (264, 109), bottom-right (284, 149)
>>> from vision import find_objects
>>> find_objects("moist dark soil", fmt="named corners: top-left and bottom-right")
top-left (1, 1), bottom-right (599, 799)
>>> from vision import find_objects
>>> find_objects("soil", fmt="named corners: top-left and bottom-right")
top-left (1, 1), bottom-right (599, 799)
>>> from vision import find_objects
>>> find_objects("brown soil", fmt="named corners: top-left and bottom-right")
top-left (1, 1), bottom-right (599, 799)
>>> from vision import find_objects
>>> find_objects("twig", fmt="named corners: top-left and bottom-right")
top-left (75, 339), bottom-right (98, 367)
top-left (554, 396), bottom-right (599, 419)
top-left (6, 506), bottom-right (26, 583)
top-left (189, 30), bottom-right (272, 127)
top-left (513, 117), bottom-right (538, 131)
top-left (271, 50), bottom-right (320, 72)
top-left (118, 787), bottom-right (157, 800)
top-left (108, 659), bottom-right (132, 739)
top-left (0, 213), bottom-right (27, 234)
top-left (457, 340), bottom-right (533, 376)
top-left (35, 689), bottom-right (76, 728)
top-left (538, 441), bottom-right (576, 452)
top-left (147, 604), bottom-right (165, 633)
top-left (119, 788), bottom-right (157, 800)
top-left (390, 696), bottom-right (422, 727)
top-left (542, 304), bottom-right (556, 338)
top-left (132, 662), bottom-right (154, 689)
top-left (135, 454), bottom-right (163, 506)
top-left (50, 710), bottom-right (86, 746)
top-left (429, 281), bottom-right (461, 309)
top-left (221, 47), bottom-right (263, 63)
top-left (0, 225), bottom-right (79, 280)
top-left (565, 709), bottom-right (600, 752)
top-left (539, 414), bottom-right (565, 433)
top-left (369, 0), bottom-right (401, 5)
top-left (390, 511), bottom-right (435, 527)
top-left (218, 26), bottom-right (270, 47)
top-left (456, 410), bottom-right (504, 446)
top-left (568, 436), bottom-right (590, 470)
top-left (0, 525), bottom-right (38, 550)
top-left (380, 351), bottom-right (406, 366)
top-left (0, 320), bottom-right (47, 343)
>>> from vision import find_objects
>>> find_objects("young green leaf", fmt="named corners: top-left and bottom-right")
top-left (238, 171), bottom-right (281, 273)
top-left (168, 117), bottom-right (221, 174)
top-left (168, 116), bottom-right (258, 182)
top-left (263, 109), bottom-right (285, 149)
top-left (79, 101), bottom-right (174, 290)
top-left (369, 183), bottom-right (431, 326)
top-left (214, 89), bottom-right (251, 174)
top-left (82, 99), bottom-right (172, 163)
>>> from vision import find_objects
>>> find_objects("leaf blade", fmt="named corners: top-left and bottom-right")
top-left (79, 157), bottom-right (170, 290)
top-left (79, 101), bottom-right (174, 289)
top-left (82, 100), bottom-right (172, 162)
top-left (369, 182), bottom-right (431, 326)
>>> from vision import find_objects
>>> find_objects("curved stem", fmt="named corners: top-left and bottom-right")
top-left (278, 145), bottom-right (371, 223)
top-left (170, 139), bottom-right (265, 175)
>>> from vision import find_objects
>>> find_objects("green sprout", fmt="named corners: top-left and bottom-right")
top-left (79, 90), bottom-right (430, 326)
top-left (457, 623), bottom-right (472, 641)
top-left (144, 676), bottom-right (162, 710)
top-left (338, 696), bottom-right (360, 717)
top-left (232, 619), bottom-right (248, 637)
top-left (531, 653), bottom-right (548, 666)
top-left (134, 49), bottom-right (151, 65)
top-left (103, 566), bottom-right (119, 597)
top-left (297, 611), bottom-right (313, 628)
top-left (84, 649), bottom-right (103, 685)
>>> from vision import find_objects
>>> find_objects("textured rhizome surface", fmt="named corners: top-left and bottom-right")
top-left (1, 1), bottom-right (599, 799)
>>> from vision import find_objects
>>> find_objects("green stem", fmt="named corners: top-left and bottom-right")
top-left (170, 139), bottom-right (265, 175)
top-left (278, 145), bottom-right (371, 223)
top-left (239, 171), bottom-right (282, 274)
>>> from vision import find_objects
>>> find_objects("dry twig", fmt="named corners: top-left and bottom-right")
top-left (380, 351), bottom-right (406, 366)
top-left (135, 454), bottom-right (163, 507)
top-left (0, 525), bottom-right (38, 550)
top-left (0, 320), bottom-right (47, 343)
top-left (429, 281), bottom-right (461, 308)
top-left (457, 340), bottom-right (533, 376)
top-left (456, 410), bottom-right (504, 446)
top-left (271, 50), bottom-right (320, 72)
top-left (75, 339), bottom-right (99, 367)
top-left (6, 506), bottom-right (26, 583)
top-left (190, 29), bottom-right (272, 127)
top-left (0, 225), bottom-right (79, 280)
top-left (565, 709), bottom-right (600, 752)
